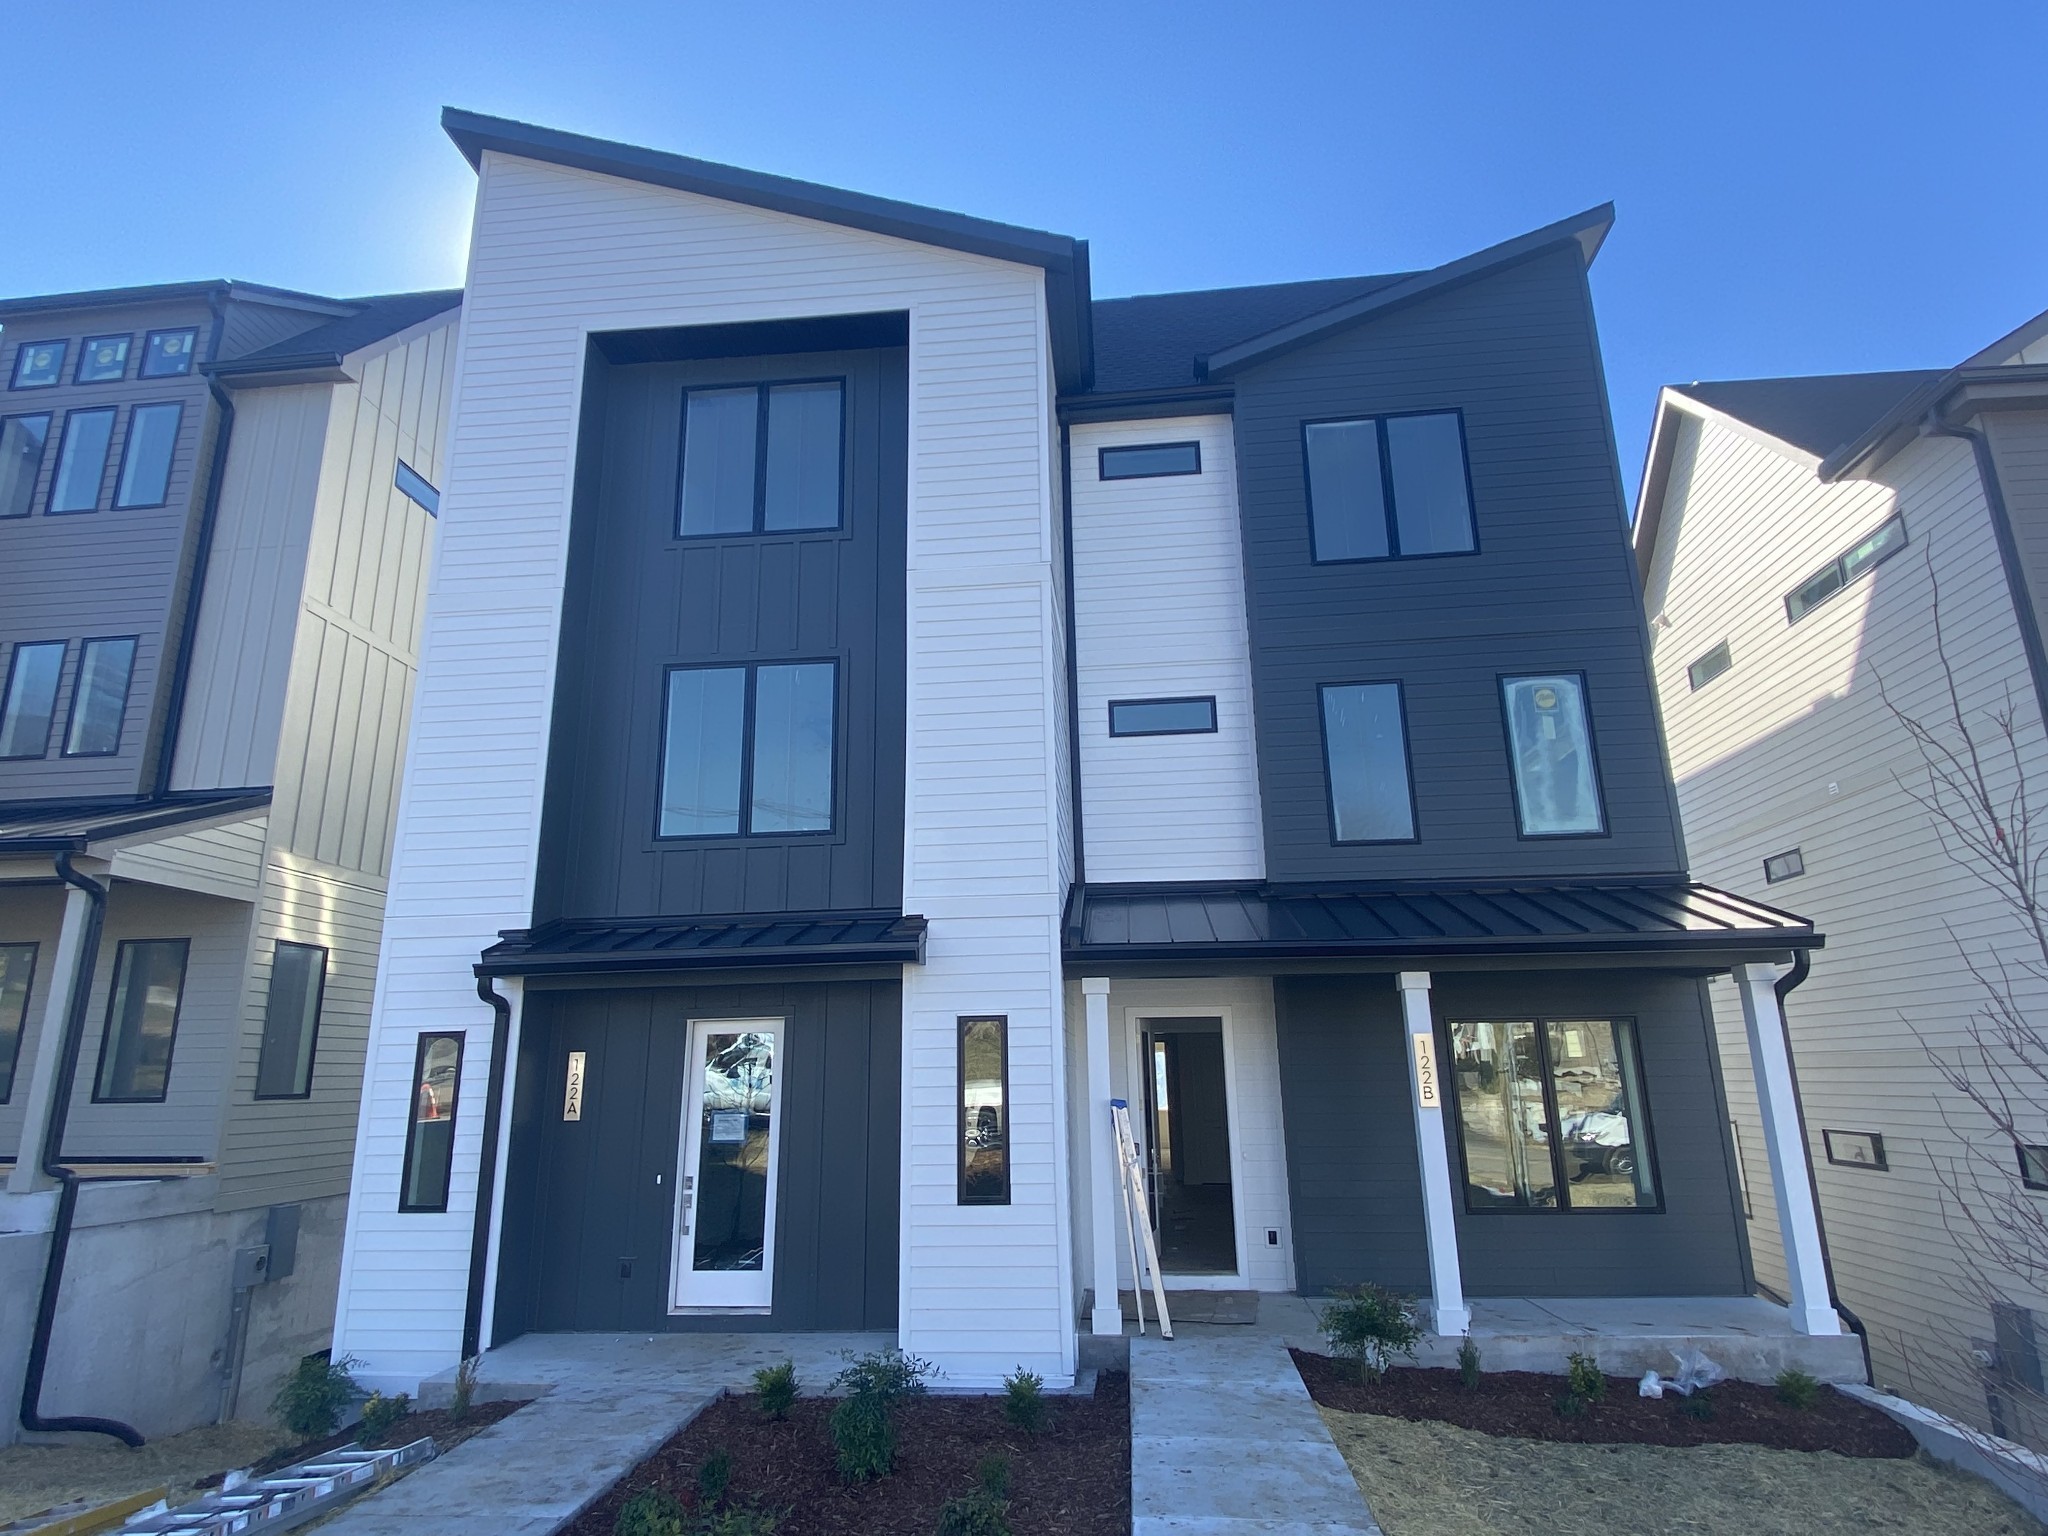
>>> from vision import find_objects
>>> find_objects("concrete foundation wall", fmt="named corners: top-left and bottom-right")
top-left (0, 1183), bottom-right (345, 1445)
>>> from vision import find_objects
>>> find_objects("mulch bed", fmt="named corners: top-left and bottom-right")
top-left (198, 1398), bottom-right (530, 1483)
top-left (1291, 1349), bottom-right (1916, 1457)
top-left (563, 1373), bottom-right (1130, 1536)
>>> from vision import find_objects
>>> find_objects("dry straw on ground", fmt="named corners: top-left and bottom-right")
top-left (0, 1420), bottom-right (289, 1525)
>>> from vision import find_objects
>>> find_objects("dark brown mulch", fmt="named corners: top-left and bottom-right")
top-left (196, 1398), bottom-right (531, 1485)
top-left (1291, 1349), bottom-right (1916, 1457)
top-left (564, 1373), bottom-right (1130, 1536)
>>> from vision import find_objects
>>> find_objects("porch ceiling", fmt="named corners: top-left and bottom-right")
top-left (1062, 879), bottom-right (1818, 970)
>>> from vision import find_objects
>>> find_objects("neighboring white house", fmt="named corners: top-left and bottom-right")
top-left (1636, 304), bottom-right (2048, 1437)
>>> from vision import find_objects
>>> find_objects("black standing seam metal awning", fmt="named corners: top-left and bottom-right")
top-left (476, 911), bottom-right (927, 977)
top-left (1062, 880), bottom-right (1818, 965)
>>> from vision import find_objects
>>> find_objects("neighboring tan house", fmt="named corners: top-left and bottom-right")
top-left (1636, 305), bottom-right (2048, 1437)
top-left (328, 111), bottom-right (1854, 1401)
top-left (0, 280), bottom-right (458, 1443)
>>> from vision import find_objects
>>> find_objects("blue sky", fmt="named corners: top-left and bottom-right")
top-left (4, 1), bottom-right (2040, 501)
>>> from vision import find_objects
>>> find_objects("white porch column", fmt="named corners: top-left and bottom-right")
top-left (1397, 971), bottom-right (1469, 1336)
top-left (1082, 977), bottom-right (1121, 1336)
top-left (1735, 962), bottom-right (1842, 1336)
top-left (8, 875), bottom-right (100, 1195)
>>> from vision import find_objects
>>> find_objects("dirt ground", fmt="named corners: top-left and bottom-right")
top-left (1321, 1407), bottom-right (2047, 1536)
top-left (0, 1419), bottom-right (289, 1525)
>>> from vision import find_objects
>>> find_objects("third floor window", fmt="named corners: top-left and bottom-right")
top-left (677, 380), bottom-right (843, 537)
top-left (1304, 409), bottom-right (1476, 563)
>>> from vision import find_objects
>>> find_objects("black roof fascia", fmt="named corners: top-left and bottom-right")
top-left (0, 790), bottom-right (272, 854)
top-left (441, 108), bottom-right (1094, 391)
top-left (1202, 204), bottom-right (1616, 380)
top-left (1057, 385), bottom-right (1235, 424)
top-left (475, 911), bottom-right (928, 978)
top-left (0, 280), bottom-right (352, 321)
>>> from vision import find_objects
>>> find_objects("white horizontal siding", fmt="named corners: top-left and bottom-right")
top-left (1647, 407), bottom-right (2047, 1426)
top-left (1071, 416), bottom-right (1264, 883)
top-left (335, 151), bottom-right (1070, 1391)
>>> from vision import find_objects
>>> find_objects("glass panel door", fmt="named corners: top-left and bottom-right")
top-left (670, 1018), bottom-right (784, 1309)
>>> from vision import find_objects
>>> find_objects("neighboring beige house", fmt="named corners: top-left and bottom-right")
top-left (1635, 305), bottom-right (2048, 1436)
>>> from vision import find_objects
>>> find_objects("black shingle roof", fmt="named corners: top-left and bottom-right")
top-left (1085, 273), bottom-right (1411, 396)
top-left (214, 289), bottom-right (462, 374)
top-left (1674, 371), bottom-right (1945, 460)
top-left (0, 790), bottom-right (271, 852)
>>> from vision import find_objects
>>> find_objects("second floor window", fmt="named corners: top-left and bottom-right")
top-left (1501, 673), bottom-right (1606, 837)
top-left (94, 937), bottom-right (189, 1102)
top-left (0, 414), bottom-right (50, 519)
top-left (659, 660), bottom-right (837, 838)
top-left (0, 641), bottom-right (65, 758)
top-left (64, 636), bottom-right (137, 757)
top-left (1304, 409), bottom-right (1476, 563)
top-left (114, 403), bottom-right (181, 509)
top-left (678, 380), bottom-right (843, 537)
top-left (255, 941), bottom-right (328, 1099)
top-left (49, 408), bottom-right (115, 513)
top-left (0, 942), bottom-right (36, 1102)
top-left (1320, 682), bottom-right (1417, 843)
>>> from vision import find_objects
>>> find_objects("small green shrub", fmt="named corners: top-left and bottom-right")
top-left (830, 1393), bottom-right (896, 1483)
top-left (1565, 1352), bottom-right (1606, 1404)
top-left (1680, 1389), bottom-right (1716, 1421)
top-left (1774, 1368), bottom-right (1821, 1410)
top-left (700, 1509), bottom-right (779, 1536)
top-left (1001, 1369), bottom-right (1050, 1436)
top-left (613, 1487), bottom-right (686, 1536)
top-left (1317, 1284), bottom-right (1421, 1383)
top-left (1456, 1334), bottom-right (1482, 1391)
top-left (830, 1348), bottom-right (933, 1404)
top-left (273, 1351), bottom-right (360, 1440)
top-left (753, 1360), bottom-right (798, 1421)
top-left (697, 1448), bottom-right (732, 1510)
top-left (355, 1390), bottom-right (410, 1447)
top-left (977, 1457), bottom-right (1010, 1500)
top-left (936, 1460), bottom-right (1013, 1536)
top-left (451, 1354), bottom-right (481, 1422)
top-left (1553, 1390), bottom-right (1589, 1419)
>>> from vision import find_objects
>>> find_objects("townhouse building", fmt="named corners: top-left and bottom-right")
top-left (331, 111), bottom-right (1850, 1395)
top-left (1637, 306), bottom-right (2048, 1436)
top-left (0, 280), bottom-right (458, 1441)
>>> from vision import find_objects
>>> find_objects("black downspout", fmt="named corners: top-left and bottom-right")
top-left (1058, 419), bottom-right (1085, 894)
top-left (153, 293), bottom-right (236, 798)
top-left (1929, 417), bottom-right (2048, 722)
top-left (19, 854), bottom-right (145, 1446)
top-left (1773, 951), bottom-right (1875, 1385)
top-left (460, 978), bottom-right (516, 1361)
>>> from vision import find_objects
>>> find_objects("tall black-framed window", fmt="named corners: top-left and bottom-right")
top-left (1319, 681), bottom-right (1417, 843)
top-left (958, 1015), bottom-right (1010, 1205)
top-left (1303, 409), bottom-right (1476, 563)
top-left (1447, 1016), bottom-right (1659, 1213)
top-left (399, 1031), bottom-right (465, 1213)
top-left (63, 636), bottom-right (137, 757)
top-left (10, 340), bottom-right (66, 390)
top-left (0, 413), bottom-right (51, 519)
top-left (0, 641), bottom-right (66, 759)
top-left (75, 334), bottom-right (131, 384)
top-left (1099, 441), bottom-right (1201, 480)
top-left (1500, 672), bottom-right (1606, 837)
top-left (48, 407), bottom-right (116, 513)
top-left (254, 941), bottom-right (328, 1100)
top-left (0, 942), bottom-right (38, 1103)
top-left (677, 379), bottom-right (844, 537)
top-left (93, 938), bottom-right (190, 1103)
top-left (657, 660), bottom-right (838, 839)
top-left (139, 328), bottom-right (199, 378)
top-left (114, 402), bottom-right (182, 509)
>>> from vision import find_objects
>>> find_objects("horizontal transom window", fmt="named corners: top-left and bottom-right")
top-left (1786, 515), bottom-right (1906, 622)
top-left (678, 380), bottom-right (843, 537)
top-left (1099, 441), bottom-right (1201, 480)
top-left (659, 660), bottom-right (838, 838)
top-left (1687, 641), bottom-right (1732, 692)
top-left (1304, 409), bottom-right (1476, 562)
top-left (1108, 697), bottom-right (1216, 736)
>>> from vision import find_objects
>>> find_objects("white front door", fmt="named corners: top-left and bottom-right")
top-left (671, 1018), bottom-right (785, 1310)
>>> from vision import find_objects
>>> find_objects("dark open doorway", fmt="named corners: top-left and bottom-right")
top-left (1138, 1017), bottom-right (1238, 1275)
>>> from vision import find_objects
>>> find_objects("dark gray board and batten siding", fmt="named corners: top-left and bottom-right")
top-left (1274, 970), bottom-right (1752, 1298)
top-left (1230, 243), bottom-right (1685, 881)
top-left (535, 342), bottom-right (908, 923)
top-left (492, 979), bottom-right (901, 1337)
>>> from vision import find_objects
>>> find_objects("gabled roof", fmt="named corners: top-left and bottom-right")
top-left (209, 289), bottom-right (462, 384)
top-left (0, 279), bottom-right (353, 321)
top-left (1673, 371), bottom-right (1945, 461)
top-left (1199, 204), bottom-right (1614, 380)
top-left (442, 108), bottom-right (1094, 392)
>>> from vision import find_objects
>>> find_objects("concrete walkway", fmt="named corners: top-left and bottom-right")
top-left (316, 1332), bottom-right (888, 1536)
top-left (1129, 1309), bottom-right (1380, 1535)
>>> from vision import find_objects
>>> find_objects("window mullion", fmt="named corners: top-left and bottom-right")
top-left (738, 663), bottom-right (760, 835)
top-left (1376, 418), bottom-right (1401, 557)
top-left (752, 385), bottom-right (771, 533)
top-left (1535, 1019), bottom-right (1574, 1209)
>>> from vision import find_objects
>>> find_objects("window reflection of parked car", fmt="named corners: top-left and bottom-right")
top-left (1560, 1095), bottom-right (1635, 1177)
top-left (416, 1060), bottom-right (458, 1121)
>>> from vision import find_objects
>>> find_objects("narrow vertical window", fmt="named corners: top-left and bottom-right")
top-left (1383, 412), bottom-right (1476, 555)
top-left (1450, 1020), bottom-right (1555, 1209)
top-left (762, 381), bottom-right (843, 530)
top-left (400, 1032), bottom-right (465, 1212)
top-left (255, 941), bottom-right (327, 1099)
top-left (959, 1016), bottom-right (1010, 1205)
top-left (63, 636), bottom-right (137, 757)
top-left (748, 661), bottom-right (836, 833)
top-left (1545, 1019), bottom-right (1656, 1208)
top-left (0, 641), bottom-right (66, 758)
top-left (0, 943), bottom-right (37, 1102)
top-left (0, 414), bottom-right (51, 518)
top-left (140, 328), bottom-right (199, 378)
top-left (49, 408), bottom-right (115, 513)
top-left (1304, 419), bottom-right (1389, 561)
top-left (114, 402), bottom-right (181, 508)
top-left (1320, 682), bottom-right (1417, 842)
top-left (1501, 673), bottom-right (1605, 836)
top-left (93, 938), bottom-right (189, 1102)
top-left (677, 388), bottom-right (759, 536)
top-left (658, 666), bottom-right (747, 836)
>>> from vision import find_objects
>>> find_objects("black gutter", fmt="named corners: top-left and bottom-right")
top-left (153, 296), bottom-right (236, 798)
top-left (1064, 934), bottom-right (1821, 966)
top-left (19, 855), bottom-right (145, 1446)
top-left (1930, 416), bottom-right (2048, 723)
top-left (1772, 952), bottom-right (1875, 1385)
top-left (461, 978), bottom-right (516, 1361)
